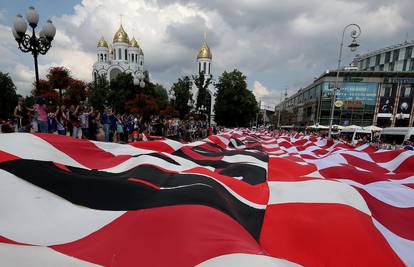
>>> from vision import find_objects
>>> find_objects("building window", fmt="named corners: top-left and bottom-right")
top-left (380, 85), bottom-right (393, 97)
top-left (125, 49), bottom-right (127, 61)
top-left (403, 59), bottom-right (408, 71)
top-left (199, 62), bottom-right (201, 73)
top-left (365, 58), bottom-right (370, 69)
top-left (132, 54), bottom-right (134, 62)
top-left (100, 54), bottom-right (103, 61)
top-left (140, 61), bottom-right (143, 66)
top-left (410, 59), bottom-right (414, 71)
top-left (208, 63), bottom-right (211, 74)
top-left (401, 87), bottom-right (411, 97)
top-left (405, 46), bottom-right (413, 59)
top-left (389, 62), bottom-right (395, 71)
top-left (385, 51), bottom-right (391, 63)
top-left (375, 54), bottom-right (381, 65)
top-left (118, 48), bottom-right (122, 60)
top-left (104, 54), bottom-right (107, 62)
top-left (379, 64), bottom-right (384, 71)
top-left (203, 62), bottom-right (206, 72)
top-left (114, 49), bottom-right (116, 60)
top-left (393, 49), bottom-right (400, 62)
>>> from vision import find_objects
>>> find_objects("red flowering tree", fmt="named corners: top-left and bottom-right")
top-left (31, 79), bottom-right (58, 104)
top-left (47, 66), bottom-right (71, 103)
top-left (64, 79), bottom-right (87, 105)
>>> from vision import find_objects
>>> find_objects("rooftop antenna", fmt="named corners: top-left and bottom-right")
top-left (405, 32), bottom-right (409, 44)
top-left (284, 88), bottom-right (288, 100)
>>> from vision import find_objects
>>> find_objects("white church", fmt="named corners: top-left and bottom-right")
top-left (92, 25), bottom-right (216, 124)
top-left (92, 24), bottom-right (145, 82)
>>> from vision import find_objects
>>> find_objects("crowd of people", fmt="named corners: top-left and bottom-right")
top-left (2, 97), bottom-right (414, 151)
top-left (1, 97), bottom-right (219, 143)
top-left (268, 128), bottom-right (414, 150)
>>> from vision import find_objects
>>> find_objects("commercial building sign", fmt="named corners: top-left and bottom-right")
top-left (343, 77), bottom-right (364, 83)
top-left (342, 100), bottom-right (364, 108)
top-left (384, 77), bottom-right (414, 84)
top-left (335, 100), bottom-right (343, 107)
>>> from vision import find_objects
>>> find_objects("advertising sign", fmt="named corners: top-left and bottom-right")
top-left (397, 97), bottom-right (412, 118)
top-left (379, 97), bottom-right (394, 113)
top-left (377, 97), bottom-right (394, 118)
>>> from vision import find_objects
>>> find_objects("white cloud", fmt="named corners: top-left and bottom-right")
top-left (253, 81), bottom-right (269, 100)
top-left (1, 0), bottom-right (413, 105)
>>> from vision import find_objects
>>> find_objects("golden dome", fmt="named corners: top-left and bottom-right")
top-left (129, 37), bottom-right (139, 48)
top-left (97, 36), bottom-right (108, 48)
top-left (197, 41), bottom-right (212, 59)
top-left (108, 45), bottom-right (113, 54)
top-left (113, 24), bottom-right (129, 43)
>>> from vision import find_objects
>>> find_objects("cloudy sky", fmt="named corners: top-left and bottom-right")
top-left (1, 0), bottom-right (414, 106)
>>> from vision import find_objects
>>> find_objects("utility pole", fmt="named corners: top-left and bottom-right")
top-left (277, 90), bottom-right (283, 128)
top-left (256, 100), bottom-right (261, 128)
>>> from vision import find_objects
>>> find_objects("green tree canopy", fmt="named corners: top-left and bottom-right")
top-left (214, 69), bottom-right (259, 127)
top-left (0, 72), bottom-right (18, 120)
top-left (108, 72), bottom-right (135, 113)
top-left (88, 74), bottom-right (109, 111)
top-left (170, 76), bottom-right (192, 119)
top-left (152, 83), bottom-right (169, 110)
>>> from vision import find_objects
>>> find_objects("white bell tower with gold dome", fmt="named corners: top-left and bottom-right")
top-left (92, 23), bottom-right (146, 83)
top-left (197, 32), bottom-right (212, 77)
top-left (192, 32), bottom-right (216, 125)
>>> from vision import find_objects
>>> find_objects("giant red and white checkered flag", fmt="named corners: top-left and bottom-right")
top-left (0, 132), bottom-right (413, 266)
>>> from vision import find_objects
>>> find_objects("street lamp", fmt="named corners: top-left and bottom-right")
top-left (134, 72), bottom-right (146, 113)
top-left (197, 105), bottom-right (209, 128)
top-left (12, 7), bottom-right (56, 96)
top-left (328, 23), bottom-right (361, 139)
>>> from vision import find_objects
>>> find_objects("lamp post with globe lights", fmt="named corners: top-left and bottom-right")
top-left (197, 105), bottom-right (209, 127)
top-left (12, 7), bottom-right (56, 96)
top-left (134, 72), bottom-right (146, 89)
top-left (328, 23), bottom-right (361, 139)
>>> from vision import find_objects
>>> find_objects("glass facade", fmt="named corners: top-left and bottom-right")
top-left (319, 82), bottom-right (378, 126)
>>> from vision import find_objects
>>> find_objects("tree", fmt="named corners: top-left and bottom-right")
top-left (47, 66), bottom-right (71, 103)
top-left (33, 79), bottom-right (58, 104)
top-left (214, 69), bottom-right (259, 127)
top-left (170, 76), bottom-right (192, 119)
top-left (108, 72), bottom-right (135, 114)
top-left (193, 71), bottom-right (212, 109)
top-left (152, 83), bottom-right (169, 111)
top-left (0, 72), bottom-right (18, 120)
top-left (64, 79), bottom-right (87, 105)
top-left (89, 74), bottom-right (109, 111)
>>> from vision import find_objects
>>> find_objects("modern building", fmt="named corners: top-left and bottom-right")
top-left (92, 24), bottom-right (145, 82)
top-left (276, 70), bottom-right (414, 128)
top-left (353, 40), bottom-right (414, 72)
top-left (191, 35), bottom-right (217, 125)
top-left (259, 103), bottom-right (275, 126)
